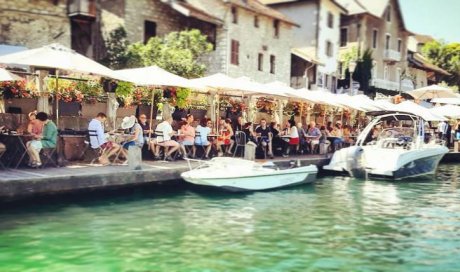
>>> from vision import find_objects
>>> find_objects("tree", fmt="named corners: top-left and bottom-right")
top-left (100, 26), bottom-right (130, 69)
top-left (422, 40), bottom-right (460, 90)
top-left (341, 47), bottom-right (374, 96)
top-left (126, 29), bottom-right (213, 78)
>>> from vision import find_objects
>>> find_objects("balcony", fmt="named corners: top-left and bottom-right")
top-left (68, 0), bottom-right (96, 18)
top-left (383, 49), bottom-right (401, 62)
top-left (371, 78), bottom-right (414, 92)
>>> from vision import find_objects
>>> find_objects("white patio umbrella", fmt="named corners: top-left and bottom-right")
top-left (0, 43), bottom-right (127, 128)
top-left (406, 84), bottom-right (458, 100)
top-left (114, 66), bottom-right (204, 90)
top-left (0, 68), bottom-right (23, 81)
top-left (431, 97), bottom-right (460, 105)
top-left (430, 105), bottom-right (460, 119)
top-left (190, 73), bottom-right (258, 96)
top-left (392, 101), bottom-right (446, 121)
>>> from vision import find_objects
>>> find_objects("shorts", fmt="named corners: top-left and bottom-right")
top-left (259, 136), bottom-right (270, 143)
top-left (101, 141), bottom-right (114, 150)
top-left (29, 140), bottom-right (43, 151)
top-left (159, 140), bottom-right (179, 147)
top-left (289, 137), bottom-right (300, 145)
top-left (123, 141), bottom-right (136, 149)
top-left (181, 140), bottom-right (194, 146)
top-left (195, 140), bottom-right (210, 146)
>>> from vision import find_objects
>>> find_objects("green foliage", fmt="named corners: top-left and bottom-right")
top-left (175, 88), bottom-right (191, 108)
top-left (342, 47), bottom-right (374, 94)
top-left (100, 26), bottom-right (130, 69)
top-left (115, 81), bottom-right (135, 97)
top-left (127, 29), bottom-right (213, 78)
top-left (422, 40), bottom-right (460, 90)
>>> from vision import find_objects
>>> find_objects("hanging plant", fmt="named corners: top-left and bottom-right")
top-left (115, 81), bottom-right (135, 107)
top-left (0, 80), bottom-right (39, 99)
top-left (45, 78), bottom-right (83, 103)
top-left (175, 88), bottom-right (191, 109)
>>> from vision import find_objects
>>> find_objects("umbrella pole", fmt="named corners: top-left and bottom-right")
top-left (55, 70), bottom-right (59, 128)
top-left (148, 88), bottom-right (155, 150)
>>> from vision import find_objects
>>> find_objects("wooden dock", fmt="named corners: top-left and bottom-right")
top-left (0, 155), bottom-right (331, 201)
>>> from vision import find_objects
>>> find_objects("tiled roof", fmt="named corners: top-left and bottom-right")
top-left (409, 51), bottom-right (450, 76)
top-left (291, 47), bottom-right (324, 65)
top-left (226, 0), bottom-right (298, 26)
top-left (166, 1), bottom-right (223, 25)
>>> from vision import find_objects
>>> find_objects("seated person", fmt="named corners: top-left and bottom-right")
top-left (243, 122), bottom-right (257, 144)
top-left (306, 121), bottom-right (321, 153)
top-left (280, 120), bottom-right (299, 157)
top-left (177, 120), bottom-right (195, 158)
top-left (0, 141), bottom-right (5, 156)
top-left (217, 118), bottom-right (234, 156)
top-left (27, 111), bottom-right (43, 137)
top-left (25, 112), bottom-right (57, 168)
top-left (330, 121), bottom-right (344, 149)
top-left (192, 118), bottom-right (212, 159)
top-left (297, 122), bottom-right (307, 153)
top-left (255, 118), bottom-right (274, 159)
top-left (88, 112), bottom-right (122, 165)
top-left (121, 115), bottom-right (144, 154)
top-left (153, 117), bottom-right (180, 161)
top-left (138, 114), bottom-right (155, 147)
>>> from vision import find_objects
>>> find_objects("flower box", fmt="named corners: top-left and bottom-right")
top-left (59, 101), bottom-right (80, 117)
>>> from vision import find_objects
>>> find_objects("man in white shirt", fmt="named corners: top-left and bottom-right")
top-left (437, 120), bottom-right (447, 141)
top-left (88, 112), bottom-right (121, 164)
top-left (153, 117), bottom-right (180, 161)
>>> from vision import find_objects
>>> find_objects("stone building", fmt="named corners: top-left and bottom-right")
top-left (0, 0), bottom-right (295, 85)
top-left (336, 0), bottom-right (413, 95)
top-left (262, 0), bottom-right (346, 91)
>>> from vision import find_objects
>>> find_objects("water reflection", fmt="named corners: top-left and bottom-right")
top-left (0, 166), bottom-right (459, 271)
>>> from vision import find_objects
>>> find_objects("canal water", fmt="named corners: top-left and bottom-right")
top-left (1, 164), bottom-right (460, 272)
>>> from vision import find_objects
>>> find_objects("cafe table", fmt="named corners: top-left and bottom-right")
top-left (0, 133), bottom-right (33, 168)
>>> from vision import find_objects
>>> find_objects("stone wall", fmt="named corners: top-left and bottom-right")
top-left (0, 0), bottom-right (70, 48)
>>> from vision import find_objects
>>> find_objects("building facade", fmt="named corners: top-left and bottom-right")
top-left (337, 0), bottom-right (413, 94)
top-left (262, 0), bottom-right (345, 91)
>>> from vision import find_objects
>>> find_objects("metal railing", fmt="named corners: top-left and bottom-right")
top-left (383, 49), bottom-right (401, 62)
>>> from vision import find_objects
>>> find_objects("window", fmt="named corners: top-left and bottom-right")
top-left (357, 23), bottom-right (361, 39)
top-left (258, 53), bottom-right (263, 71)
top-left (397, 38), bottom-right (402, 52)
top-left (327, 12), bottom-right (334, 28)
top-left (273, 19), bottom-right (280, 38)
top-left (231, 40), bottom-right (239, 65)
top-left (270, 55), bottom-right (275, 74)
top-left (385, 34), bottom-right (390, 50)
top-left (326, 41), bottom-right (333, 57)
top-left (386, 5), bottom-right (391, 22)
top-left (231, 6), bottom-right (238, 24)
top-left (340, 28), bottom-right (348, 47)
top-left (372, 29), bottom-right (378, 49)
top-left (325, 74), bottom-right (330, 88)
top-left (254, 16), bottom-right (259, 28)
top-left (144, 20), bottom-right (157, 44)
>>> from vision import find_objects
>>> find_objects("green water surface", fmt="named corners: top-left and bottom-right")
top-left (1, 164), bottom-right (460, 272)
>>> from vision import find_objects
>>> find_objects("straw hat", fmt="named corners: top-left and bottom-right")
top-left (121, 115), bottom-right (136, 129)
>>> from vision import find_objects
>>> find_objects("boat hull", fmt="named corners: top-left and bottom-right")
top-left (181, 165), bottom-right (318, 192)
top-left (323, 145), bottom-right (448, 180)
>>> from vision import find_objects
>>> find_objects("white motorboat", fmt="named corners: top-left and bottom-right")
top-left (323, 112), bottom-right (448, 180)
top-left (181, 157), bottom-right (318, 192)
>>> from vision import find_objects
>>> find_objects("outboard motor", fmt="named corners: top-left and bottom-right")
top-left (345, 146), bottom-right (366, 179)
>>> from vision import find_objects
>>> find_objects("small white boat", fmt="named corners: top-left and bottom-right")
top-left (181, 157), bottom-right (318, 192)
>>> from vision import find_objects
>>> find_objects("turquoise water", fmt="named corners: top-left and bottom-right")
top-left (1, 165), bottom-right (460, 272)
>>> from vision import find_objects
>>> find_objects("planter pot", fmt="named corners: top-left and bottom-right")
top-left (59, 101), bottom-right (80, 117)
top-left (4, 98), bottom-right (38, 114)
top-left (81, 102), bottom-right (107, 118)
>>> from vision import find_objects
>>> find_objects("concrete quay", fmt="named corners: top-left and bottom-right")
top-left (0, 155), bottom-right (331, 201)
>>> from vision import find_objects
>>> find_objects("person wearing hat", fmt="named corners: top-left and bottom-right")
top-left (25, 112), bottom-right (57, 168)
top-left (121, 115), bottom-right (144, 152)
top-left (27, 110), bottom-right (43, 137)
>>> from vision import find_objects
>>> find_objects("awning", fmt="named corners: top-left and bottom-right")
top-left (291, 47), bottom-right (324, 66)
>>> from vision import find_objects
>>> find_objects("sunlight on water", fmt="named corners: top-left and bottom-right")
top-left (1, 164), bottom-right (460, 271)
